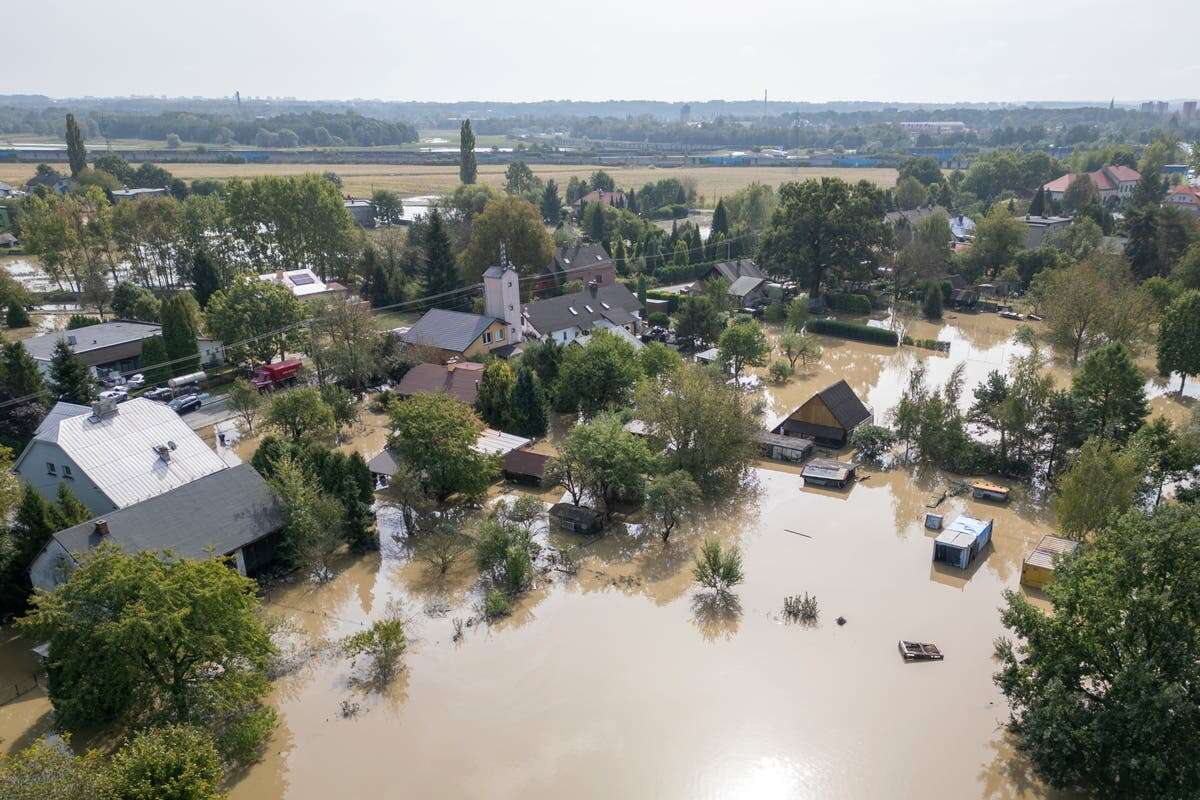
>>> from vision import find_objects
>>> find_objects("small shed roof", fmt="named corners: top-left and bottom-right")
top-left (1024, 534), bottom-right (1079, 571)
top-left (502, 448), bottom-right (549, 480)
top-left (549, 503), bottom-right (600, 524)
top-left (474, 428), bottom-right (531, 456)
top-left (755, 431), bottom-right (813, 454)
top-left (935, 515), bottom-right (991, 550)
top-left (801, 458), bottom-right (854, 482)
top-left (367, 447), bottom-right (399, 476)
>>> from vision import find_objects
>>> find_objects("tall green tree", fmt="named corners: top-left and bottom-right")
top-left (644, 470), bottom-right (702, 542)
top-left (673, 295), bottom-right (724, 344)
top-left (475, 360), bottom-right (515, 430)
top-left (540, 179), bottom-right (562, 225)
top-left (1, 339), bottom-right (46, 399)
top-left (64, 114), bottom-right (86, 177)
top-left (388, 393), bottom-right (496, 501)
top-left (508, 365), bottom-right (548, 437)
top-left (759, 177), bottom-right (887, 297)
top-left (709, 198), bottom-right (730, 240)
top-left (1027, 186), bottom-right (1046, 216)
top-left (422, 207), bottom-right (460, 297)
top-left (138, 335), bottom-right (170, 387)
top-left (264, 387), bottom-right (335, 442)
top-left (555, 330), bottom-right (642, 417)
top-left (718, 319), bottom-right (770, 378)
top-left (459, 119), bottom-right (477, 184)
top-left (159, 293), bottom-right (201, 376)
top-left (1157, 289), bottom-right (1200, 394)
top-left (461, 196), bottom-right (554, 285)
top-left (204, 274), bottom-right (306, 364)
top-left (47, 340), bottom-right (95, 404)
top-left (995, 504), bottom-right (1200, 799)
top-left (1071, 342), bottom-right (1148, 442)
top-left (548, 413), bottom-right (654, 519)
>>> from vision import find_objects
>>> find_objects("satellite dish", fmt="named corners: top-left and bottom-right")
top-left (167, 440), bottom-right (177, 450)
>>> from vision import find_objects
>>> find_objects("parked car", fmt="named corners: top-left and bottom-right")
top-left (98, 388), bottom-right (129, 404)
top-left (143, 387), bottom-right (174, 403)
top-left (168, 394), bottom-right (202, 414)
top-left (100, 370), bottom-right (126, 388)
top-left (125, 373), bottom-right (145, 389)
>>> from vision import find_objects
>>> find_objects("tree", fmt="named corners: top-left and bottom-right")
top-left (1157, 290), bottom-right (1200, 394)
top-left (508, 365), bottom-right (549, 437)
top-left (692, 538), bottom-right (743, 594)
top-left (20, 546), bottom-right (273, 733)
top-left (635, 364), bottom-right (759, 494)
top-left (1072, 343), bottom-right (1148, 443)
top-left (551, 413), bottom-right (654, 518)
top-left (459, 119), bottom-right (477, 184)
top-left (0, 737), bottom-right (113, 800)
top-left (555, 330), bottom-right (642, 417)
top-left (370, 189), bottom-right (404, 226)
top-left (64, 114), bottom-right (86, 177)
top-left (1028, 185), bottom-right (1046, 216)
top-left (108, 725), bottom-right (224, 800)
top-left (388, 393), bottom-right (496, 501)
top-left (717, 319), bottom-right (770, 379)
top-left (159, 293), bottom-right (200, 376)
top-left (421, 206), bottom-right (461, 297)
top-left (894, 176), bottom-right (928, 210)
top-left (540, 179), bottom-right (562, 225)
top-left (228, 378), bottom-right (263, 434)
top-left (134, 335), bottom-right (168, 387)
top-left (1040, 260), bottom-right (1112, 364)
top-left (673, 295), bottom-right (724, 344)
top-left (759, 177), bottom-right (887, 297)
top-left (995, 504), bottom-right (1200, 798)
top-left (785, 296), bottom-right (810, 330)
top-left (638, 340), bottom-right (684, 378)
top-left (644, 470), bottom-right (702, 542)
top-left (1053, 438), bottom-right (1145, 539)
top-left (47, 340), bottom-right (95, 404)
top-left (965, 204), bottom-right (1026, 278)
top-left (341, 610), bottom-right (406, 684)
top-left (264, 387), bottom-right (335, 442)
top-left (475, 360), bottom-right (515, 430)
top-left (6, 302), bottom-right (30, 328)
top-left (308, 296), bottom-right (379, 390)
top-left (922, 281), bottom-right (944, 320)
top-left (461, 195), bottom-right (554, 284)
top-left (268, 452), bottom-right (345, 577)
top-left (1062, 173), bottom-right (1099, 213)
top-left (709, 198), bottom-right (730, 241)
top-left (779, 329), bottom-right (822, 371)
top-left (205, 274), bottom-right (306, 364)
top-left (898, 156), bottom-right (944, 187)
top-left (504, 161), bottom-right (539, 196)
top-left (849, 424), bottom-right (897, 461)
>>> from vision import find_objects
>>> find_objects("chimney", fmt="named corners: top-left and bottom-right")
top-left (90, 398), bottom-right (118, 420)
top-left (587, 279), bottom-right (599, 297)
top-left (154, 444), bottom-right (171, 463)
top-left (67, 334), bottom-right (76, 346)
top-left (94, 520), bottom-right (109, 537)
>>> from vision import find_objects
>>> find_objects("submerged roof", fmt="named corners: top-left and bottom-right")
top-left (43, 398), bottom-right (228, 508)
top-left (50, 463), bottom-right (281, 563)
top-left (402, 308), bottom-right (498, 353)
top-left (802, 458), bottom-right (855, 481)
top-left (1024, 534), bottom-right (1079, 571)
top-left (935, 515), bottom-right (992, 549)
top-left (20, 320), bottom-right (161, 362)
top-left (474, 428), bottom-right (531, 456)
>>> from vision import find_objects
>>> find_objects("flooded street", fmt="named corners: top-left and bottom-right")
top-left (3, 310), bottom-right (1161, 798)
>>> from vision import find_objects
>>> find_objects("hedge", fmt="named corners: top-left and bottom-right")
top-left (807, 318), bottom-right (898, 346)
top-left (653, 263), bottom-right (705, 285)
top-left (825, 293), bottom-right (873, 314)
top-left (648, 204), bottom-right (689, 220)
top-left (902, 335), bottom-right (951, 352)
top-left (644, 289), bottom-right (681, 313)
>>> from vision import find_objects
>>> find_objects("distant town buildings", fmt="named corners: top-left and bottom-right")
top-left (1041, 165), bottom-right (1140, 206)
top-left (898, 121), bottom-right (967, 135)
top-left (1165, 184), bottom-right (1200, 216)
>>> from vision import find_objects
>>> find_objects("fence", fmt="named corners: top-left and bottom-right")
top-left (0, 671), bottom-right (44, 707)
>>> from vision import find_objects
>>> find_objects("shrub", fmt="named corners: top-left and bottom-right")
top-left (649, 203), bottom-right (688, 220)
top-left (5, 303), bottom-right (30, 328)
top-left (484, 588), bottom-right (512, 618)
top-left (807, 318), bottom-right (898, 346)
top-left (849, 424), bottom-right (897, 461)
top-left (826, 293), bottom-right (872, 314)
top-left (66, 314), bottom-right (101, 330)
top-left (764, 302), bottom-right (786, 323)
top-left (783, 592), bottom-right (819, 622)
top-left (768, 360), bottom-right (793, 383)
top-left (647, 311), bottom-right (670, 327)
top-left (923, 282), bottom-right (944, 320)
top-left (693, 537), bottom-right (744, 594)
top-left (215, 705), bottom-right (278, 765)
top-left (644, 289), bottom-right (680, 313)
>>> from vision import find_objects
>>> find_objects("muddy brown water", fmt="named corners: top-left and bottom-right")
top-left (5, 311), bottom-right (1164, 798)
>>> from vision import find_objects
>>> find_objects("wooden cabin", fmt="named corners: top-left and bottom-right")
top-left (1020, 534), bottom-right (1080, 589)
top-left (772, 379), bottom-right (872, 447)
top-left (971, 481), bottom-right (1010, 503)
top-left (549, 503), bottom-right (603, 534)
top-left (501, 449), bottom-right (549, 486)
top-left (755, 431), bottom-right (813, 463)
top-left (933, 515), bottom-right (993, 570)
top-left (800, 458), bottom-right (857, 489)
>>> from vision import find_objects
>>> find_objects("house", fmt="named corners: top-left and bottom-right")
top-left (111, 187), bottom-right (168, 203)
top-left (12, 398), bottom-right (229, 515)
top-left (28, 463), bottom-right (283, 591)
top-left (1020, 534), bottom-right (1080, 590)
top-left (571, 322), bottom-right (645, 352)
top-left (727, 276), bottom-right (768, 308)
top-left (501, 449), bottom-right (550, 486)
top-left (949, 214), bottom-right (976, 242)
top-left (259, 268), bottom-right (349, 303)
top-left (549, 503), bottom-right (603, 534)
top-left (1021, 215), bottom-right (1071, 249)
top-left (772, 379), bottom-right (873, 447)
top-left (19, 320), bottom-right (164, 377)
top-left (345, 198), bottom-right (376, 228)
top-left (1165, 184), bottom-right (1200, 216)
top-left (25, 171), bottom-right (74, 195)
top-left (932, 514), bottom-right (993, 570)
top-left (800, 458), bottom-right (857, 488)
top-left (755, 431), bottom-right (813, 463)
top-left (1041, 165), bottom-right (1140, 206)
top-left (523, 280), bottom-right (643, 345)
top-left (701, 258), bottom-right (766, 285)
top-left (538, 241), bottom-right (616, 292)
top-left (572, 189), bottom-right (626, 212)
top-left (367, 428), bottom-right (529, 484)
top-left (401, 308), bottom-right (513, 361)
top-left (947, 287), bottom-right (979, 309)
top-left (395, 362), bottom-right (484, 405)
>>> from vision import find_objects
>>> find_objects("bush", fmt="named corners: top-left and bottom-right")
top-left (783, 592), bottom-right (819, 622)
top-left (849, 424), bottom-right (897, 461)
top-left (649, 203), bottom-right (688, 220)
top-left (484, 588), bottom-right (512, 618)
top-left (693, 537), bottom-right (744, 594)
top-left (807, 318), bottom-right (898, 346)
top-left (654, 264), bottom-right (704, 285)
top-left (901, 335), bottom-right (950, 352)
top-left (215, 705), bottom-right (278, 765)
top-left (826, 293), bottom-right (872, 314)
top-left (5, 303), bottom-right (30, 328)
top-left (768, 360), bottom-right (793, 383)
top-left (647, 311), bottom-right (670, 327)
top-left (66, 314), bottom-right (102, 329)
top-left (763, 302), bottom-right (786, 323)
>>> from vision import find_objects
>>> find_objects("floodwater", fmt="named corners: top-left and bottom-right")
top-left (1, 311), bottom-right (1144, 799)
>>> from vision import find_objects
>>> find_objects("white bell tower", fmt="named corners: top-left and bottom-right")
top-left (483, 243), bottom-right (523, 344)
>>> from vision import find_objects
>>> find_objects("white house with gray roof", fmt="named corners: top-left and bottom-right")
top-left (13, 398), bottom-right (229, 516)
top-left (20, 320), bottom-right (163, 378)
top-left (29, 463), bottom-right (284, 590)
top-left (522, 280), bottom-right (643, 345)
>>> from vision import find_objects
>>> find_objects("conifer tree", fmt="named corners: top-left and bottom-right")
top-left (459, 119), bottom-right (477, 184)
top-left (710, 198), bottom-right (730, 240)
top-left (509, 366), bottom-right (549, 437)
top-left (423, 208), bottom-right (460, 297)
top-left (160, 293), bottom-right (201, 376)
top-left (139, 335), bottom-right (171, 387)
top-left (1028, 186), bottom-right (1046, 217)
top-left (48, 340), bottom-right (95, 404)
top-left (65, 113), bottom-right (87, 177)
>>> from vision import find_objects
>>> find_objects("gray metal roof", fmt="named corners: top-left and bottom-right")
top-left (728, 275), bottom-right (765, 296)
top-left (816, 379), bottom-right (873, 430)
top-left (708, 259), bottom-right (765, 284)
top-left (368, 447), bottom-right (399, 476)
top-left (20, 320), bottom-right (161, 362)
top-left (33, 401), bottom-right (92, 443)
top-left (401, 308), bottom-right (498, 353)
top-left (523, 283), bottom-right (641, 336)
top-left (51, 463), bottom-right (282, 563)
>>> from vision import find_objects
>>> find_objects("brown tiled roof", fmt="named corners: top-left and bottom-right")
top-left (502, 449), bottom-right (549, 480)
top-left (395, 362), bottom-right (483, 405)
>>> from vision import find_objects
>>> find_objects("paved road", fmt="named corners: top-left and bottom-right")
top-left (183, 394), bottom-right (236, 431)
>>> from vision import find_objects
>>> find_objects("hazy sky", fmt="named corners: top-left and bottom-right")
top-left (9, 0), bottom-right (1198, 103)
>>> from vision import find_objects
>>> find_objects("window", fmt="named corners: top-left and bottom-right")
top-left (483, 332), bottom-right (493, 345)
top-left (63, 465), bottom-right (73, 479)
top-left (46, 462), bottom-right (56, 476)
top-left (496, 329), bottom-right (505, 341)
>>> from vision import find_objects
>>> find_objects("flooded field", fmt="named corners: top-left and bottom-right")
top-left (4, 310), bottom-right (1172, 798)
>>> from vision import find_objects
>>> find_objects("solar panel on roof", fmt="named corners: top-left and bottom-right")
top-left (289, 273), bottom-right (316, 286)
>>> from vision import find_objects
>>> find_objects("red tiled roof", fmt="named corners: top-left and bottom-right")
top-left (1103, 165), bottom-right (1140, 183)
top-left (1043, 165), bottom-right (1140, 194)
top-left (1169, 184), bottom-right (1200, 198)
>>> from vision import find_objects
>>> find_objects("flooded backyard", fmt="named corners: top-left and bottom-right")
top-left (4, 309), bottom-right (1180, 798)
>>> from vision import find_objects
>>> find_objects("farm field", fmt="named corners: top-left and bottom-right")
top-left (0, 162), bottom-right (900, 203)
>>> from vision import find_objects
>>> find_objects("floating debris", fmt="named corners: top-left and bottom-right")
top-left (836, 616), bottom-right (847, 626)
top-left (898, 640), bottom-right (944, 661)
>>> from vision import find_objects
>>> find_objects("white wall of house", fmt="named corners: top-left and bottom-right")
top-left (15, 441), bottom-right (117, 515)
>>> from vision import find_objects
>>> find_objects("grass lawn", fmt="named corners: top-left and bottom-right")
top-left (373, 309), bottom-right (422, 331)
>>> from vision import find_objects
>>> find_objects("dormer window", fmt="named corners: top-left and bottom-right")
top-left (584, 305), bottom-right (593, 313)
top-left (601, 302), bottom-right (610, 309)
top-left (568, 307), bottom-right (578, 315)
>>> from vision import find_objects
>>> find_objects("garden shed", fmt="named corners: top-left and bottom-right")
top-left (756, 431), bottom-right (813, 463)
top-left (800, 458), bottom-right (856, 489)
top-left (932, 515), bottom-right (993, 570)
top-left (549, 503), bottom-right (603, 534)
top-left (772, 379), bottom-right (872, 447)
top-left (1020, 534), bottom-right (1079, 589)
